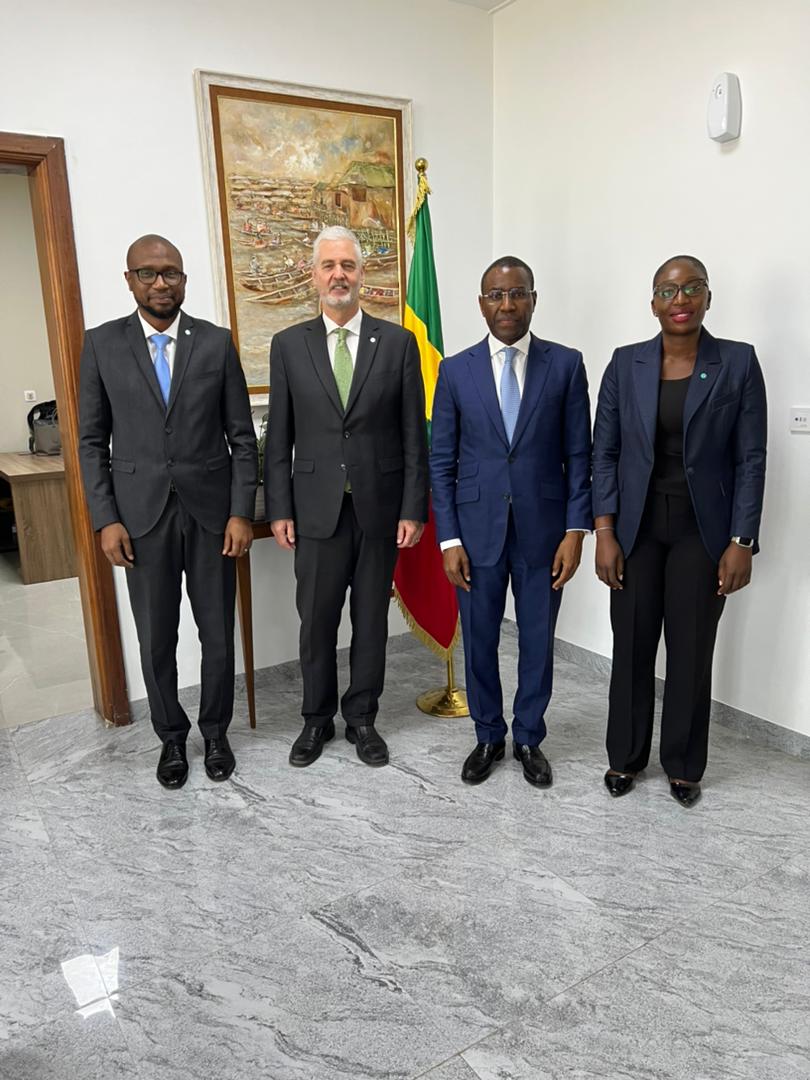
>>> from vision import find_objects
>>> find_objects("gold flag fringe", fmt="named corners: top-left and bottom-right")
top-left (393, 585), bottom-right (460, 661)
top-left (406, 166), bottom-right (432, 242)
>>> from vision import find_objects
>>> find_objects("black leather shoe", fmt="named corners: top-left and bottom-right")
top-left (461, 741), bottom-right (505, 784)
top-left (670, 780), bottom-right (701, 807)
top-left (513, 743), bottom-right (553, 787)
top-left (156, 740), bottom-right (188, 789)
top-left (346, 725), bottom-right (389, 766)
top-left (204, 736), bottom-right (235, 781)
top-left (604, 770), bottom-right (635, 798)
top-left (289, 720), bottom-right (335, 767)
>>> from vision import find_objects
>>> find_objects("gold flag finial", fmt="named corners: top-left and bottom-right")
top-left (407, 158), bottom-right (432, 241)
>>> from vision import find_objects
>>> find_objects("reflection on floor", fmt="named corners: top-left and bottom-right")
top-left (0, 552), bottom-right (92, 730)
top-left (2, 629), bottom-right (809, 1079)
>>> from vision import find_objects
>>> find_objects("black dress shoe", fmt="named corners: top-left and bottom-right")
top-left (513, 743), bottom-right (553, 787)
top-left (204, 736), bottom-right (235, 781)
top-left (156, 740), bottom-right (188, 789)
top-left (289, 720), bottom-right (335, 767)
top-left (670, 780), bottom-right (701, 808)
top-left (346, 725), bottom-right (389, 766)
top-left (461, 741), bottom-right (505, 784)
top-left (604, 770), bottom-right (635, 798)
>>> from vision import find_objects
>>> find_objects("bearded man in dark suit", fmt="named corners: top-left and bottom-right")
top-left (265, 226), bottom-right (428, 768)
top-left (79, 234), bottom-right (257, 788)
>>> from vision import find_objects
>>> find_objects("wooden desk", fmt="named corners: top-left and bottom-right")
top-left (0, 452), bottom-right (77, 584)
top-left (236, 487), bottom-right (271, 729)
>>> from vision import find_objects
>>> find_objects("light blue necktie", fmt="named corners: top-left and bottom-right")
top-left (500, 346), bottom-right (520, 443)
top-left (150, 333), bottom-right (172, 407)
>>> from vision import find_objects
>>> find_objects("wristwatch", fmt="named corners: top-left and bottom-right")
top-left (731, 536), bottom-right (754, 548)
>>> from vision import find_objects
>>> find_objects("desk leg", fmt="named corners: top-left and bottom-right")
top-left (236, 551), bottom-right (256, 729)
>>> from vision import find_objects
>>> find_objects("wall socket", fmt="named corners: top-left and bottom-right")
top-left (790, 408), bottom-right (809, 433)
top-left (23, 390), bottom-right (36, 402)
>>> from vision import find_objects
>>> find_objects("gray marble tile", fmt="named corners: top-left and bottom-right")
top-left (114, 913), bottom-right (459, 1080)
top-left (0, 863), bottom-right (91, 1040)
top-left (313, 842), bottom-right (646, 1049)
top-left (416, 1057), bottom-right (485, 1079)
top-left (0, 1009), bottom-right (140, 1079)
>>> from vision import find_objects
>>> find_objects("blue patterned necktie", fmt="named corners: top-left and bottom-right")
top-left (150, 333), bottom-right (172, 407)
top-left (500, 346), bottom-right (520, 443)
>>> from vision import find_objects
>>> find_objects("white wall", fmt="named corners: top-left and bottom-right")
top-left (0, 0), bottom-right (493, 700)
top-left (0, 173), bottom-right (54, 454)
top-left (493, 0), bottom-right (810, 736)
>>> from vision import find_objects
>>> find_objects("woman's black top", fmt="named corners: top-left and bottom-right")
top-left (651, 376), bottom-right (691, 497)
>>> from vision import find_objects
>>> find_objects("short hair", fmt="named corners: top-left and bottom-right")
top-left (652, 254), bottom-right (709, 287)
top-left (480, 255), bottom-right (535, 293)
top-left (312, 226), bottom-right (363, 267)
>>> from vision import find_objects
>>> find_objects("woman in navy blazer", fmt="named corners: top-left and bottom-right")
top-left (592, 256), bottom-right (767, 806)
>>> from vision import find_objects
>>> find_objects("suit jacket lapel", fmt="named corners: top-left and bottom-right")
top-left (511, 335), bottom-right (551, 449)
top-left (631, 334), bottom-right (663, 452)
top-left (125, 312), bottom-right (166, 413)
top-left (344, 312), bottom-right (380, 417)
top-left (683, 328), bottom-right (722, 432)
top-left (166, 311), bottom-right (195, 416)
top-left (304, 317), bottom-right (343, 417)
top-left (467, 339), bottom-right (508, 447)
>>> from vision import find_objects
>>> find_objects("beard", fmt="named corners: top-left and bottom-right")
top-left (320, 283), bottom-right (360, 310)
top-left (141, 300), bottom-right (182, 322)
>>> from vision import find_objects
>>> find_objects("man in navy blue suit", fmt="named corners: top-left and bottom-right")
top-left (431, 256), bottom-right (592, 786)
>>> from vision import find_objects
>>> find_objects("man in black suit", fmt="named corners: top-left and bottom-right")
top-left (79, 235), bottom-right (257, 789)
top-left (265, 226), bottom-right (428, 768)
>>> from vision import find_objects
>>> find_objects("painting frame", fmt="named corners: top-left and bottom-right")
top-left (195, 70), bottom-right (414, 395)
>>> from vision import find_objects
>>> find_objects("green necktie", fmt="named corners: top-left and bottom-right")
top-left (333, 327), bottom-right (353, 410)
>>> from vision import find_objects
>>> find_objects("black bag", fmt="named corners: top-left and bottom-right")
top-left (27, 400), bottom-right (61, 455)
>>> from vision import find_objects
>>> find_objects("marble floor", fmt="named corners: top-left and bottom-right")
top-left (2, 628), bottom-right (810, 1079)
top-left (0, 552), bottom-right (92, 730)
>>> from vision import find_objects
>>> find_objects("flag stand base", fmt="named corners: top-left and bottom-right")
top-left (416, 654), bottom-right (469, 718)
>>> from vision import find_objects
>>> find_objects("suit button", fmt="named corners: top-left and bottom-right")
top-left (340, 464), bottom-right (346, 470)
top-left (344, 431), bottom-right (351, 438)
top-left (503, 493), bottom-right (511, 502)
top-left (508, 453), bottom-right (515, 463)
top-left (686, 466), bottom-right (695, 475)
top-left (167, 459), bottom-right (174, 467)
top-left (165, 426), bottom-right (172, 434)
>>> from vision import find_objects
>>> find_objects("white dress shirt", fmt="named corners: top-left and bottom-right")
top-left (440, 331), bottom-right (586, 551)
top-left (139, 311), bottom-right (181, 376)
top-left (323, 309), bottom-right (363, 369)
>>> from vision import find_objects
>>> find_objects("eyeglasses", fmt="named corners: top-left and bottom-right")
top-left (128, 268), bottom-right (186, 285)
top-left (653, 279), bottom-right (708, 301)
top-left (481, 287), bottom-right (534, 303)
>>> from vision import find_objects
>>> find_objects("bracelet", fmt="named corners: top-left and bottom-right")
top-left (595, 526), bottom-right (614, 533)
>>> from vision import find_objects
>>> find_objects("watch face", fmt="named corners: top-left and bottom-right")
top-left (736, 537), bottom-right (754, 547)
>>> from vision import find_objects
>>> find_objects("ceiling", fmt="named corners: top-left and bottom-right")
top-left (447, 0), bottom-right (516, 12)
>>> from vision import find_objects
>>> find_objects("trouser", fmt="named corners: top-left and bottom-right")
top-left (607, 491), bottom-right (725, 782)
top-left (294, 494), bottom-right (398, 729)
top-left (125, 493), bottom-right (236, 743)
top-left (457, 512), bottom-right (562, 747)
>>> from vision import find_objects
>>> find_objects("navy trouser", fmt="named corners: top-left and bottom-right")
top-left (457, 512), bottom-right (562, 746)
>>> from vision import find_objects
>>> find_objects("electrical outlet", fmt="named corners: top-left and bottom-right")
top-left (24, 390), bottom-right (36, 402)
top-left (790, 408), bottom-right (809, 433)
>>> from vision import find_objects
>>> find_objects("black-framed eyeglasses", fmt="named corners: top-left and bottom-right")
top-left (128, 268), bottom-right (186, 285)
top-left (480, 287), bottom-right (534, 303)
top-left (653, 279), bottom-right (708, 302)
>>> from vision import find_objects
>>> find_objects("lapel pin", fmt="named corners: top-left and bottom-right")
top-left (700, 371), bottom-right (707, 379)
top-left (369, 336), bottom-right (376, 343)
top-left (185, 328), bottom-right (191, 336)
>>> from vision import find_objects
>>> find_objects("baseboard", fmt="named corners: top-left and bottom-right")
top-left (552, 633), bottom-right (810, 762)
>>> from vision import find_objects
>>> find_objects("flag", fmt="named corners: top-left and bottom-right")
top-left (393, 163), bottom-right (460, 658)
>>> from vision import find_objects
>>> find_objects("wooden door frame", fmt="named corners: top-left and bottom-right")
top-left (0, 131), bottom-right (130, 725)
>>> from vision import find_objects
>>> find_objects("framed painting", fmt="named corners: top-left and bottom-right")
top-left (196, 71), bottom-right (413, 394)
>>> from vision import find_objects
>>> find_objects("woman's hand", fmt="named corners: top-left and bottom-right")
top-left (595, 530), bottom-right (625, 589)
top-left (717, 543), bottom-right (752, 595)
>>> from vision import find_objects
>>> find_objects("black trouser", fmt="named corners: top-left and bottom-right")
top-left (125, 494), bottom-right (236, 744)
top-left (294, 494), bottom-right (398, 729)
top-left (607, 492), bottom-right (725, 782)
